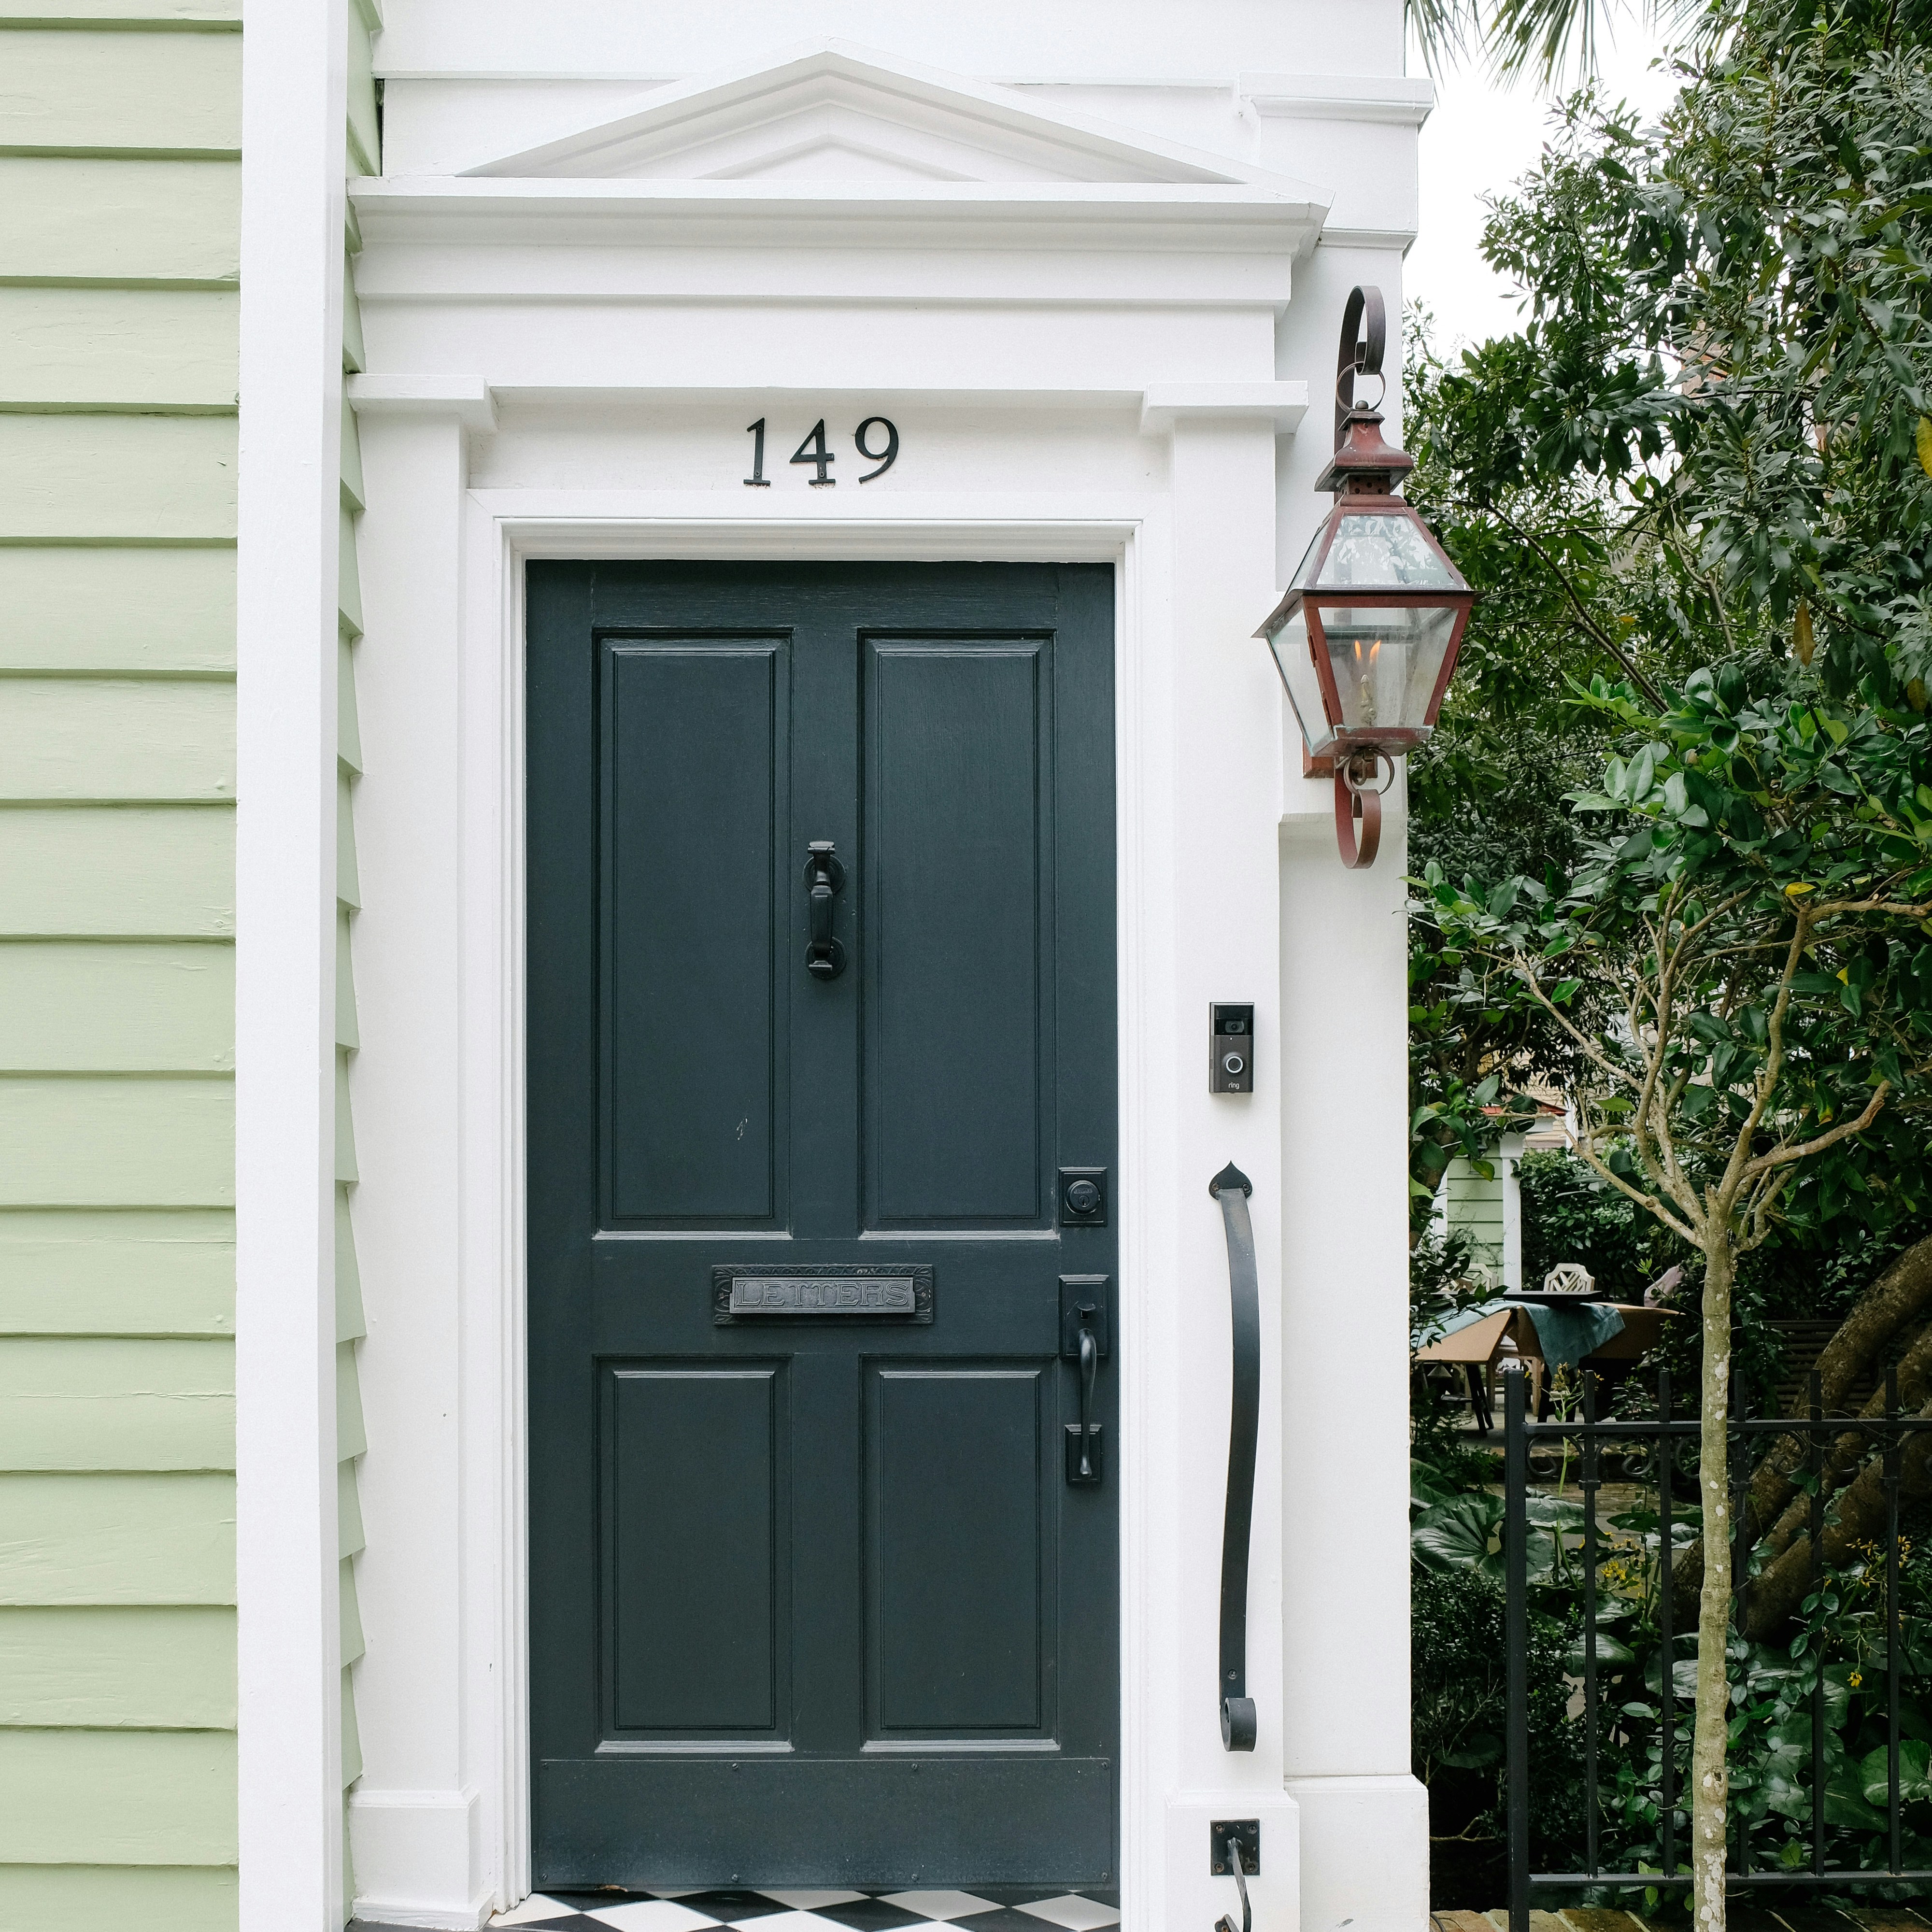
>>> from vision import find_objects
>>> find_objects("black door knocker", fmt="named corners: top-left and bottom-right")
top-left (804, 840), bottom-right (846, 980)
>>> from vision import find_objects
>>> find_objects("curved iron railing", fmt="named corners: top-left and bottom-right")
top-left (1210, 1162), bottom-right (1259, 1752)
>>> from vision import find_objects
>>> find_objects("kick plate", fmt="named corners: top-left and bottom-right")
top-left (713, 1264), bottom-right (935, 1323)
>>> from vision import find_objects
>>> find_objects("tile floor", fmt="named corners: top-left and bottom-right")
top-left (485, 1886), bottom-right (1122, 1932)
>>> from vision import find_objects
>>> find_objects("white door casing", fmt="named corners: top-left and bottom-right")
top-left (327, 38), bottom-right (1425, 1932)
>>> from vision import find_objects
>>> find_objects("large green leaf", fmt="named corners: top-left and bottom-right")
top-left (1860, 1737), bottom-right (1932, 1808)
top-left (1411, 1492), bottom-right (1505, 1574)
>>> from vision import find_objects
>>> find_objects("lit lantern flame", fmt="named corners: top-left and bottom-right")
top-left (1352, 636), bottom-right (1382, 724)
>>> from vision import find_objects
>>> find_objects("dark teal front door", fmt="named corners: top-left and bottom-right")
top-left (525, 561), bottom-right (1119, 1892)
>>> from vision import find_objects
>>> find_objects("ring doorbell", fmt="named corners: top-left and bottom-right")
top-left (1210, 1004), bottom-right (1255, 1094)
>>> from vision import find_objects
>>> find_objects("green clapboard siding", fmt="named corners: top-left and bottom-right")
top-left (0, 1727), bottom-right (236, 1863)
top-left (0, 1605), bottom-right (234, 1726)
top-left (0, 28), bottom-right (241, 156)
top-left (2, 8), bottom-right (241, 1908)
top-left (347, 9), bottom-right (379, 176)
top-left (0, 1865), bottom-right (237, 1932)
top-left (0, 157), bottom-right (238, 284)
top-left (336, 914), bottom-right (359, 1051)
top-left (0, 0), bottom-right (240, 19)
top-left (0, 1075), bottom-right (234, 1207)
top-left (338, 1459), bottom-right (364, 1560)
top-left (337, 772), bottom-right (359, 909)
top-left (338, 635), bottom-right (363, 774)
top-left (0, 1337), bottom-right (233, 1470)
top-left (0, 548), bottom-right (234, 674)
top-left (336, 1341), bottom-right (365, 1461)
top-left (341, 400), bottom-right (365, 511)
top-left (0, 1213), bottom-right (234, 1337)
top-left (0, 1208), bottom-right (233, 1337)
top-left (0, 286), bottom-right (237, 411)
top-left (335, 1053), bottom-right (357, 1185)
top-left (336, 1188), bottom-right (363, 1343)
top-left (0, 806), bottom-right (232, 937)
top-left (0, 679), bottom-right (234, 801)
top-left (0, 414), bottom-right (234, 540)
top-left (0, 1472), bottom-right (233, 1605)
top-left (0, 943), bottom-right (233, 1072)
top-left (340, 1558), bottom-right (364, 1665)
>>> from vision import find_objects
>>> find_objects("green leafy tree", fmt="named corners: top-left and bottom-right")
top-left (1404, 0), bottom-right (1932, 1918)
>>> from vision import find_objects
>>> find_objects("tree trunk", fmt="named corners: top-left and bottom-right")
top-left (1671, 1234), bottom-right (1932, 1614)
top-left (1750, 1315), bottom-right (1932, 1571)
top-left (1740, 1401), bottom-right (1932, 1638)
top-left (1691, 1234), bottom-right (1734, 1932)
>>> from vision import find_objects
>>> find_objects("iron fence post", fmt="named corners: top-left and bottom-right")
top-left (1887, 1365), bottom-right (1903, 1875)
top-left (1657, 1365), bottom-right (1676, 1884)
top-left (1505, 1362), bottom-right (1529, 1932)
top-left (1581, 1372), bottom-right (1600, 1878)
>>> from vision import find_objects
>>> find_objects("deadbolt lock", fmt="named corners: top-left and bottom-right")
top-left (1058, 1167), bottom-right (1108, 1227)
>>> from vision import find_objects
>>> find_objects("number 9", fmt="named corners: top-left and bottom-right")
top-left (855, 416), bottom-right (898, 483)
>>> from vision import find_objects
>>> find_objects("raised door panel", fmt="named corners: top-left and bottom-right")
top-left (867, 1364), bottom-right (1049, 1739)
top-left (603, 1365), bottom-right (787, 1738)
top-left (601, 641), bottom-right (788, 1227)
top-left (862, 641), bottom-right (1049, 1229)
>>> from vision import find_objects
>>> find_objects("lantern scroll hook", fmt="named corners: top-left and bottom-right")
top-left (1335, 284), bottom-right (1388, 453)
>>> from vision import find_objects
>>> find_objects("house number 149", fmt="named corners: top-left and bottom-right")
top-left (744, 417), bottom-right (898, 487)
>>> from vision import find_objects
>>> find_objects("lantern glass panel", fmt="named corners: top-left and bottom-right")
top-left (1312, 603), bottom-right (1459, 734)
top-left (1263, 606), bottom-right (1334, 752)
top-left (1312, 510), bottom-right (1462, 591)
top-left (1287, 523), bottom-right (1327, 592)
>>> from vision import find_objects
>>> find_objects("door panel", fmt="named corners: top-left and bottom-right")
top-left (601, 641), bottom-right (789, 1227)
top-left (870, 1364), bottom-right (1048, 1738)
top-left (864, 641), bottom-right (1046, 1228)
top-left (528, 561), bottom-right (1116, 1892)
top-left (604, 1365), bottom-right (785, 1737)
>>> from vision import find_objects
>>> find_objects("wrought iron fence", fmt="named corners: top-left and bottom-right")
top-left (1502, 1360), bottom-right (1932, 1930)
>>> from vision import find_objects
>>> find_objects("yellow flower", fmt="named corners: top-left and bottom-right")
top-left (1850, 1672), bottom-right (1863, 1689)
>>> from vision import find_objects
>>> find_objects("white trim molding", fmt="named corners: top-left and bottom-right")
top-left (1242, 72), bottom-right (1436, 126)
top-left (235, 0), bottom-right (350, 1927)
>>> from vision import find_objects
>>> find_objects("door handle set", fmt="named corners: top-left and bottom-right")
top-left (803, 840), bottom-right (846, 980)
top-left (1061, 1275), bottom-right (1110, 1486)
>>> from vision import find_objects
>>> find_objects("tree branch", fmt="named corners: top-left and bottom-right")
top-left (1482, 504), bottom-right (1670, 710)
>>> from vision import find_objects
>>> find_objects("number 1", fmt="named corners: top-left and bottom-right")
top-left (744, 419), bottom-right (769, 487)
top-left (791, 419), bottom-right (836, 486)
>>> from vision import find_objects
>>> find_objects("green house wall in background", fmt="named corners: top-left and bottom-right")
top-left (0, 0), bottom-right (376, 1922)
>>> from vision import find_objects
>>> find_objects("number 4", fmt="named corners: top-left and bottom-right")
top-left (790, 419), bottom-right (835, 486)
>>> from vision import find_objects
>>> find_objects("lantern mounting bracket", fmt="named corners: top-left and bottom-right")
top-left (1335, 284), bottom-right (1387, 452)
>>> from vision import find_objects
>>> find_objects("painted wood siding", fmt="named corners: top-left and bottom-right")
top-left (0, 2), bottom-right (240, 1926)
top-left (338, 0), bottom-right (380, 1904)
top-left (1443, 1158), bottom-right (1506, 1283)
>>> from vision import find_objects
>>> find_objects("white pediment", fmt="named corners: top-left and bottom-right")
top-left (464, 40), bottom-right (1312, 194)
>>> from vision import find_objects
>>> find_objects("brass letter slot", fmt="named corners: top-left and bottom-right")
top-left (712, 1265), bottom-right (934, 1324)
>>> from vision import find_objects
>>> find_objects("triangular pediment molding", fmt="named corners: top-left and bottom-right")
top-left (463, 39), bottom-right (1322, 198)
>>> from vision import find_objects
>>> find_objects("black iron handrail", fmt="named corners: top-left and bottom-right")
top-left (1504, 1362), bottom-right (1932, 1930)
top-left (1210, 1162), bottom-right (1259, 1752)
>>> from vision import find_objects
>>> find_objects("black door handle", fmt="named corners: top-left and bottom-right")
top-left (1210, 1162), bottom-right (1259, 1751)
top-left (1076, 1325), bottom-right (1098, 1479)
top-left (803, 841), bottom-right (846, 980)
top-left (1061, 1276), bottom-right (1108, 1486)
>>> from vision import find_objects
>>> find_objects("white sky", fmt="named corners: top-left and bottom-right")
top-left (1406, 20), bottom-right (1685, 353)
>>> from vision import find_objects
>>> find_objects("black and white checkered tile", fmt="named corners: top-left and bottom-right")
top-left (489, 1885), bottom-right (1120, 1932)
